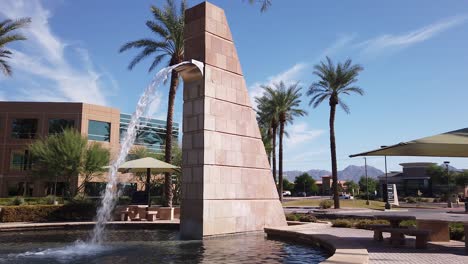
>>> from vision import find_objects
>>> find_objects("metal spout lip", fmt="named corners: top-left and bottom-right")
top-left (174, 59), bottom-right (204, 82)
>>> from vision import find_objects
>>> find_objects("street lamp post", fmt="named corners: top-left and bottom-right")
top-left (444, 161), bottom-right (452, 208)
top-left (364, 157), bottom-right (369, 205)
top-left (381, 146), bottom-right (391, 210)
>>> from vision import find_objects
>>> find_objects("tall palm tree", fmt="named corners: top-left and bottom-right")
top-left (0, 17), bottom-right (30, 76)
top-left (119, 0), bottom-right (186, 208)
top-left (307, 57), bottom-right (364, 209)
top-left (260, 82), bottom-right (306, 201)
top-left (248, 0), bottom-right (272, 12)
top-left (256, 94), bottom-right (279, 187)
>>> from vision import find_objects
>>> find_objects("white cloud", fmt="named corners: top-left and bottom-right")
top-left (357, 15), bottom-right (468, 56)
top-left (146, 91), bottom-right (163, 118)
top-left (0, 0), bottom-right (115, 105)
top-left (316, 34), bottom-right (356, 60)
top-left (284, 122), bottom-right (325, 146)
top-left (248, 63), bottom-right (307, 109)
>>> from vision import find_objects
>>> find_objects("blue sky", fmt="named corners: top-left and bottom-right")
top-left (1, 0), bottom-right (468, 172)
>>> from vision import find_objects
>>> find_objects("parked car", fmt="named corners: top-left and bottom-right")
top-left (339, 194), bottom-right (354, 200)
top-left (296, 192), bottom-right (307, 197)
top-left (282, 191), bottom-right (291, 196)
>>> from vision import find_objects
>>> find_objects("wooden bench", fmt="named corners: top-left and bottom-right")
top-left (380, 227), bottom-right (430, 249)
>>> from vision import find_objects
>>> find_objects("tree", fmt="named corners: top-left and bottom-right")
top-left (358, 176), bottom-right (378, 197)
top-left (30, 129), bottom-right (110, 198)
top-left (248, 0), bottom-right (272, 12)
top-left (119, 0), bottom-right (186, 208)
top-left (258, 82), bottom-right (306, 201)
top-left (0, 17), bottom-right (30, 76)
top-left (344, 180), bottom-right (359, 195)
top-left (294, 173), bottom-right (318, 195)
top-left (282, 178), bottom-right (294, 192)
top-left (307, 57), bottom-right (364, 208)
top-left (256, 95), bottom-right (279, 186)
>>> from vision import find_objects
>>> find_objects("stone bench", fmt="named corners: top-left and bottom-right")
top-left (380, 227), bottom-right (431, 249)
top-left (368, 224), bottom-right (391, 241)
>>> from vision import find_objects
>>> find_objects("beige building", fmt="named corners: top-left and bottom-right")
top-left (0, 101), bottom-right (178, 197)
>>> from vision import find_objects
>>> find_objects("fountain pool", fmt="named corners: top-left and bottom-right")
top-left (0, 229), bottom-right (329, 264)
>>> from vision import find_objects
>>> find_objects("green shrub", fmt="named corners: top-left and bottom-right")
top-left (299, 214), bottom-right (317, 222)
top-left (9, 196), bottom-right (25, 206)
top-left (400, 220), bottom-right (416, 228)
top-left (419, 198), bottom-right (434, 203)
top-left (0, 204), bottom-right (97, 222)
top-left (332, 219), bottom-right (353, 228)
top-left (285, 213), bottom-right (300, 221)
top-left (449, 223), bottom-right (465, 241)
top-left (355, 219), bottom-right (389, 229)
top-left (71, 194), bottom-right (93, 205)
top-left (405, 197), bottom-right (417, 203)
top-left (319, 200), bottom-right (333, 209)
top-left (118, 196), bottom-right (131, 205)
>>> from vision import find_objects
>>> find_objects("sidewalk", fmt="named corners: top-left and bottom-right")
top-left (265, 222), bottom-right (466, 264)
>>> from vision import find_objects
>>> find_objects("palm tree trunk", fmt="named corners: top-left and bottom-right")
top-left (267, 127), bottom-right (273, 166)
top-left (164, 70), bottom-right (179, 208)
top-left (329, 104), bottom-right (340, 209)
top-left (279, 122), bottom-right (285, 202)
top-left (272, 125), bottom-right (278, 192)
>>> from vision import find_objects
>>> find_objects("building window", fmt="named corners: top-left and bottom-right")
top-left (48, 119), bottom-right (75, 135)
top-left (88, 120), bottom-right (110, 142)
top-left (10, 150), bottom-right (33, 171)
top-left (11, 118), bottom-right (38, 139)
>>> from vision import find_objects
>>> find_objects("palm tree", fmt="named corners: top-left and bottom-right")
top-left (0, 17), bottom-right (31, 76)
top-left (259, 82), bottom-right (306, 201)
top-left (119, 0), bottom-right (186, 208)
top-left (256, 94), bottom-right (279, 187)
top-left (307, 57), bottom-right (364, 209)
top-left (248, 0), bottom-right (272, 12)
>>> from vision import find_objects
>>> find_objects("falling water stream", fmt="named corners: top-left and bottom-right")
top-left (91, 61), bottom-right (196, 244)
top-left (9, 61), bottom-right (198, 259)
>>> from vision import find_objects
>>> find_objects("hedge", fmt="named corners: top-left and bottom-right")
top-left (0, 203), bottom-right (97, 222)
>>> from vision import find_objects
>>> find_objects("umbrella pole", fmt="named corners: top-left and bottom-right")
top-left (147, 168), bottom-right (151, 208)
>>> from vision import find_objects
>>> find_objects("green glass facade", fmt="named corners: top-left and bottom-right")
top-left (119, 113), bottom-right (179, 153)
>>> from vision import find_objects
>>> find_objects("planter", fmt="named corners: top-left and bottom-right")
top-left (159, 207), bottom-right (174, 220)
top-left (174, 207), bottom-right (180, 219)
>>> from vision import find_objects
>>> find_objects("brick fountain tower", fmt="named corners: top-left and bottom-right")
top-left (179, 1), bottom-right (286, 239)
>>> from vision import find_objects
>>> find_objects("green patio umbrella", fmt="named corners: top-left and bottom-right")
top-left (350, 128), bottom-right (468, 158)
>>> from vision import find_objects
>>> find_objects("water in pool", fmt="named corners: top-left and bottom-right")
top-left (0, 229), bottom-right (328, 263)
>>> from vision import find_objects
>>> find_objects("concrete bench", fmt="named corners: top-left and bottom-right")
top-left (367, 224), bottom-right (391, 241)
top-left (380, 227), bottom-right (430, 249)
top-left (146, 211), bottom-right (158, 222)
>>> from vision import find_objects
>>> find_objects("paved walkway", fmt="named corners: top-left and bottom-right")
top-left (266, 223), bottom-right (467, 264)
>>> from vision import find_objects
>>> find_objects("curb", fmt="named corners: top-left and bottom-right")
top-left (265, 225), bottom-right (368, 264)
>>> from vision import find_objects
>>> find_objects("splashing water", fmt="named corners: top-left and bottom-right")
top-left (90, 61), bottom-right (194, 244)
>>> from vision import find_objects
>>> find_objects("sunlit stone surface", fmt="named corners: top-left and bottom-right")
top-left (180, 2), bottom-right (287, 239)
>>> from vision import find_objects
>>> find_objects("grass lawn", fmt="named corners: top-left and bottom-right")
top-left (283, 198), bottom-right (386, 210)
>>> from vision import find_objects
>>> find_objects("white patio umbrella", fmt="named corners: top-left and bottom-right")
top-left (109, 157), bottom-right (179, 206)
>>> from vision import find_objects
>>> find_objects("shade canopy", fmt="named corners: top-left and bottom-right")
top-left (116, 157), bottom-right (179, 173)
top-left (350, 128), bottom-right (468, 158)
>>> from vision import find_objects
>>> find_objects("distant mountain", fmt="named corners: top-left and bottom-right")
top-left (284, 165), bottom-right (383, 182)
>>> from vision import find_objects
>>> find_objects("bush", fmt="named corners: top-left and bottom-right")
top-left (405, 197), bottom-right (417, 203)
top-left (355, 219), bottom-right (389, 229)
top-left (400, 220), bottom-right (416, 228)
top-left (285, 213), bottom-right (300, 221)
top-left (9, 196), bottom-right (25, 206)
top-left (0, 204), bottom-right (97, 222)
top-left (118, 196), bottom-right (132, 205)
top-left (319, 200), bottom-right (333, 209)
top-left (332, 219), bottom-right (353, 228)
top-left (71, 194), bottom-right (93, 205)
top-left (450, 223), bottom-right (465, 241)
top-left (299, 214), bottom-right (317, 222)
